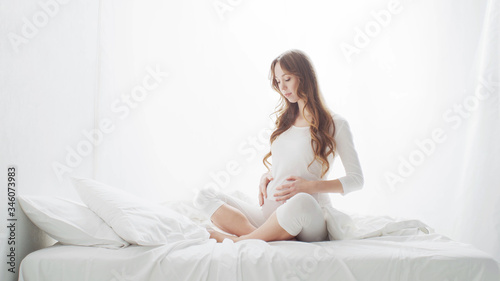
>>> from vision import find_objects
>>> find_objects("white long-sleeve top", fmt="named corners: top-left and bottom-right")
top-left (266, 112), bottom-right (364, 207)
top-left (262, 118), bottom-right (430, 241)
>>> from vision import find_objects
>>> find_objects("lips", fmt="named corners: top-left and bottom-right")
top-left (284, 93), bottom-right (292, 97)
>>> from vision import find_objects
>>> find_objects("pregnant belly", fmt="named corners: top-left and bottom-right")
top-left (261, 178), bottom-right (294, 219)
top-left (266, 178), bottom-right (294, 201)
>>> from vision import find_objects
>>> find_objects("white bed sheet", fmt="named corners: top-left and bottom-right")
top-left (19, 232), bottom-right (500, 281)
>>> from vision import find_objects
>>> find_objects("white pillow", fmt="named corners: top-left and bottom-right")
top-left (18, 195), bottom-right (129, 249)
top-left (71, 177), bottom-right (209, 246)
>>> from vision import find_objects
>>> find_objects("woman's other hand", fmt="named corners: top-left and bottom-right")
top-left (259, 172), bottom-right (273, 206)
top-left (274, 175), bottom-right (313, 202)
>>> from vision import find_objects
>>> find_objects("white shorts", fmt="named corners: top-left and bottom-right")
top-left (193, 187), bottom-right (328, 242)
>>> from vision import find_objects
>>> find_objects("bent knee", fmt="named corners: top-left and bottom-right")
top-left (289, 192), bottom-right (316, 207)
top-left (283, 192), bottom-right (320, 214)
top-left (291, 192), bottom-right (314, 201)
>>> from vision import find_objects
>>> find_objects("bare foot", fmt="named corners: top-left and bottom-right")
top-left (207, 228), bottom-right (238, 243)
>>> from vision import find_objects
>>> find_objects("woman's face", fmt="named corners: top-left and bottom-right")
top-left (274, 62), bottom-right (300, 103)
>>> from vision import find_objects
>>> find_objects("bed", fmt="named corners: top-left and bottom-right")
top-left (19, 233), bottom-right (500, 281)
top-left (16, 178), bottom-right (500, 281)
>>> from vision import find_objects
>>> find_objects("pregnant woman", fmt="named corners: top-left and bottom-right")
top-left (193, 49), bottom-right (364, 243)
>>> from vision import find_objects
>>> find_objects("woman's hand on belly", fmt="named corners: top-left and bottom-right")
top-left (274, 175), bottom-right (314, 202)
top-left (258, 172), bottom-right (274, 206)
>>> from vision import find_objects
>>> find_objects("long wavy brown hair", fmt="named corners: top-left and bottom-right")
top-left (263, 49), bottom-right (336, 178)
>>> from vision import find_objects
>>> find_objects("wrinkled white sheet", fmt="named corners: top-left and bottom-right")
top-left (163, 195), bottom-right (434, 240)
top-left (19, 233), bottom-right (500, 281)
top-left (18, 197), bottom-right (500, 281)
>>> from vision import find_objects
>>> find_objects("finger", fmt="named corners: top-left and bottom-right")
top-left (276, 194), bottom-right (288, 201)
top-left (274, 190), bottom-right (288, 198)
top-left (276, 184), bottom-right (289, 190)
top-left (277, 193), bottom-right (293, 202)
top-left (259, 193), bottom-right (263, 206)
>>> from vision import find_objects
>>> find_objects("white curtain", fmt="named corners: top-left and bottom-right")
top-left (453, 0), bottom-right (500, 260)
top-left (1, 2), bottom-right (499, 279)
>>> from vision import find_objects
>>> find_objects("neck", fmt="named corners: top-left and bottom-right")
top-left (297, 99), bottom-right (311, 120)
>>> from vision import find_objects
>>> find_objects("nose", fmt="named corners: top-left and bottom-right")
top-left (280, 84), bottom-right (287, 93)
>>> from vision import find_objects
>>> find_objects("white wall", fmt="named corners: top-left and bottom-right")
top-left (0, 1), bottom-right (99, 280)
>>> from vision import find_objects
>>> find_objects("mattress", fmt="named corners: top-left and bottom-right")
top-left (19, 232), bottom-right (500, 281)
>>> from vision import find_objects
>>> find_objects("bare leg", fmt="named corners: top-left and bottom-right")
top-left (210, 204), bottom-right (257, 236)
top-left (234, 212), bottom-right (294, 242)
top-left (209, 211), bottom-right (295, 243)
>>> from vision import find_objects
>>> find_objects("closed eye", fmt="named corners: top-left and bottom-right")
top-left (276, 78), bottom-right (290, 84)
